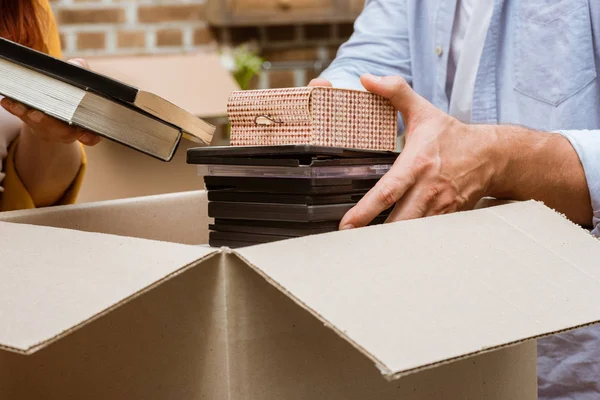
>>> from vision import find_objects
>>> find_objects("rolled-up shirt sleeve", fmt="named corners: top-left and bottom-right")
top-left (555, 129), bottom-right (600, 236)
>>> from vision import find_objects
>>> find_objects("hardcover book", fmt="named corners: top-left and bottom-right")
top-left (0, 37), bottom-right (215, 161)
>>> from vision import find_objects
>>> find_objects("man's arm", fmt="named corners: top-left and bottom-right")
top-left (487, 127), bottom-right (594, 229)
top-left (318, 0), bottom-right (412, 90)
top-left (338, 75), bottom-right (597, 235)
top-left (547, 130), bottom-right (598, 234)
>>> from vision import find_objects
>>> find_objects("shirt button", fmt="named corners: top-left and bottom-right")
top-left (435, 46), bottom-right (443, 56)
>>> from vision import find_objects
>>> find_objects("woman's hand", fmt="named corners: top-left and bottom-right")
top-left (0, 58), bottom-right (101, 207)
top-left (0, 97), bottom-right (101, 146)
top-left (0, 58), bottom-right (101, 147)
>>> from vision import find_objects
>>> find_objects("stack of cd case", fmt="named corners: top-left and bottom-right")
top-left (187, 145), bottom-right (399, 248)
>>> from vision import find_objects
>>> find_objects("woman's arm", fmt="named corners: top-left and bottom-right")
top-left (0, 63), bottom-right (101, 206)
top-left (0, 59), bottom-right (101, 208)
top-left (0, 2), bottom-right (101, 209)
top-left (6, 104), bottom-right (85, 207)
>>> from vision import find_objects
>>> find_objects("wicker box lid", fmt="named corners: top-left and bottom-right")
top-left (228, 87), bottom-right (398, 151)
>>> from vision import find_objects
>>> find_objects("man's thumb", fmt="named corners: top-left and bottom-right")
top-left (360, 74), bottom-right (429, 117)
top-left (308, 78), bottom-right (332, 87)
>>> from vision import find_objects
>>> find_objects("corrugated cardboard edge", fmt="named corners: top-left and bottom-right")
top-left (0, 192), bottom-right (183, 222)
top-left (0, 251), bottom-right (220, 356)
top-left (538, 201), bottom-right (599, 241)
top-left (230, 250), bottom-right (396, 373)
top-left (3, 198), bottom-right (597, 381)
top-left (230, 201), bottom-right (600, 381)
top-left (0, 191), bottom-right (209, 245)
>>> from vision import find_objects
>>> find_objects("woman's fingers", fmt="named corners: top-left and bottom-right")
top-left (1, 98), bottom-right (101, 146)
top-left (23, 110), bottom-right (84, 143)
top-left (67, 58), bottom-right (90, 69)
top-left (79, 132), bottom-right (102, 146)
top-left (1, 98), bottom-right (27, 118)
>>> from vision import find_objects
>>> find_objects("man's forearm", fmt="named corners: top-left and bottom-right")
top-left (486, 125), bottom-right (593, 226)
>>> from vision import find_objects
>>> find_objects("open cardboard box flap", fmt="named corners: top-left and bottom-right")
top-left (1, 193), bottom-right (599, 381)
top-left (236, 201), bottom-right (600, 379)
top-left (0, 221), bottom-right (215, 354)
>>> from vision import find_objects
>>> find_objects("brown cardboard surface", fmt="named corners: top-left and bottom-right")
top-left (78, 51), bottom-right (238, 203)
top-left (76, 137), bottom-right (205, 203)
top-left (0, 190), bottom-right (210, 245)
top-left (223, 253), bottom-right (537, 400)
top-left (87, 52), bottom-right (238, 119)
top-left (0, 255), bottom-right (229, 400)
top-left (0, 248), bottom-right (536, 400)
top-left (0, 219), bottom-right (215, 353)
top-left (1, 193), bottom-right (599, 399)
top-left (488, 201), bottom-right (600, 280)
top-left (236, 200), bottom-right (600, 379)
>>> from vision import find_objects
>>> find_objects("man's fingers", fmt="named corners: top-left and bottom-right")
top-left (360, 74), bottom-right (432, 117)
top-left (308, 78), bottom-right (332, 87)
top-left (384, 185), bottom-right (427, 223)
top-left (386, 184), bottom-right (457, 223)
top-left (340, 171), bottom-right (414, 229)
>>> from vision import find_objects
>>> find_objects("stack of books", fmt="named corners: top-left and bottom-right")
top-left (187, 145), bottom-right (399, 248)
top-left (0, 37), bottom-right (215, 161)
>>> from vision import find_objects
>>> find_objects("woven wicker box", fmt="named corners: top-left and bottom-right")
top-left (227, 87), bottom-right (398, 151)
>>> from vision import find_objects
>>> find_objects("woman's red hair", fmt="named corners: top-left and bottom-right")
top-left (0, 0), bottom-right (48, 52)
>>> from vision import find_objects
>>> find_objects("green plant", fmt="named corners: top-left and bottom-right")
top-left (220, 43), bottom-right (264, 90)
top-left (218, 43), bottom-right (264, 142)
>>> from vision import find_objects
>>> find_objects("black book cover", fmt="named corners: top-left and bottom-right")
top-left (0, 37), bottom-right (138, 104)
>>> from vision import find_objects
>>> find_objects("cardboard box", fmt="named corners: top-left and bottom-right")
top-left (0, 191), bottom-right (599, 399)
top-left (77, 53), bottom-right (238, 203)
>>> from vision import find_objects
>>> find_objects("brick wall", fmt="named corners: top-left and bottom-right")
top-left (51, 1), bottom-right (215, 57)
top-left (222, 24), bottom-right (354, 89)
top-left (50, 0), bottom-right (357, 88)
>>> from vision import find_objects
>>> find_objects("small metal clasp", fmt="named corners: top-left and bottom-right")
top-left (254, 114), bottom-right (282, 126)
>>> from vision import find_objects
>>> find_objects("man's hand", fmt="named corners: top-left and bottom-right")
top-left (308, 78), bottom-right (332, 87)
top-left (340, 74), bottom-right (500, 229)
top-left (339, 74), bottom-right (593, 230)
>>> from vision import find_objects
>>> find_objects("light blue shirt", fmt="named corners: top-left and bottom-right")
top-left (320, 0), bottom-right (600, 237)
top-left (320, 1), bottom-right (600, 399)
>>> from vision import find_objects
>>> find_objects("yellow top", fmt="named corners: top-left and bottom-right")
top-left (0, 0), bottom-right (87, 212)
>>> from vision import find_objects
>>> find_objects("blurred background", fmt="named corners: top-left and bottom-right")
top-left (48, 0), bottom-right (363, 203)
